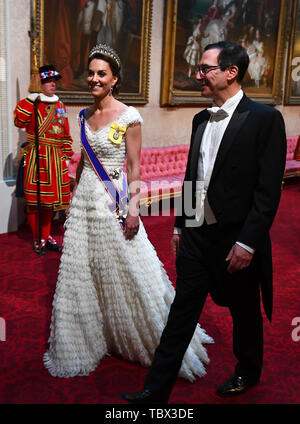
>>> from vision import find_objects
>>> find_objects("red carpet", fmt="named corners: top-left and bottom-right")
top-left (0, 180), bottom-right (300, 405)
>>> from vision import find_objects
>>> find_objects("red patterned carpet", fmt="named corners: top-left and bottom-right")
top-left (0, 180), bottom-right (300, 405)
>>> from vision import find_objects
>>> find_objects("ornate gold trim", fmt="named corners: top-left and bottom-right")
top-left (284, 0), bottom-right (300, 104)
top-left (140, 189), bottom-right (182, 207)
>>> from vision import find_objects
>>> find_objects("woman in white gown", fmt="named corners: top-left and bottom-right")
top-left (183, 16), bottom-right (203, 78)
top-left (43, 44), bottom-right (213, 381)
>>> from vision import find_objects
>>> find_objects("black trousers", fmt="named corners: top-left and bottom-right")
top-left (144, 222), bottom-right (263, 399)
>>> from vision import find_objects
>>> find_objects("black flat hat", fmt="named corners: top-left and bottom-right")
top-left (39, 65), bottom-right (62, 82)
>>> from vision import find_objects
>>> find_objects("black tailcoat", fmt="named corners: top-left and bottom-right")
top-left (175, 94), bottom-right (287, 320)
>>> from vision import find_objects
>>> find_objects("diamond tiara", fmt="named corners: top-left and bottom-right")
top-left (89, 44), bottom-right (121, 69)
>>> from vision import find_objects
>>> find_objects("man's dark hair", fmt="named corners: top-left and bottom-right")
top-left (204, 41), bottom-right (249, 83)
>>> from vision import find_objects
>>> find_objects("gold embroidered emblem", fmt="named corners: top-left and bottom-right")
top-left (49, 125), bottom-right (62, 135)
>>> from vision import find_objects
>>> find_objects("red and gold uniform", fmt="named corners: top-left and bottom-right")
top-left (14, 91), bottom-right (74, 253)
top-left (14, 93), bottom-right (73, 211)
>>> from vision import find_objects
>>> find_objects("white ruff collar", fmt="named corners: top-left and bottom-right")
top-left (28, 93), bottom-right (59, 103)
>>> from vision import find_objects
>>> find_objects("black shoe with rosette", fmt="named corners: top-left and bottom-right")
top-left (33, 239), bottom-right (46, 255)
top-left (45, 235), bottom-right (62, 252)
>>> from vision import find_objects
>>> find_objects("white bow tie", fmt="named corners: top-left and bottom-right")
top-left (207, 107), bottom-right (228, 121)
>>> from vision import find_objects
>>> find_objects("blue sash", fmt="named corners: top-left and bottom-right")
top-left (79, 109), bottom-right (128, 228)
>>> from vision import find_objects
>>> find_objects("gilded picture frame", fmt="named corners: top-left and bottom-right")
top-left (161, 0), bottom-right (289, 106)
top-left (285, 0), bottom-right (300, 104)
top-left (31, 0), bottom-right (152, 104)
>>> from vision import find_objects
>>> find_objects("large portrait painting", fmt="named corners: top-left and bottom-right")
top-left (285, 0), bottom-right (300, 104)
top-left (161, 0), bottom-right (289, 106)
top-left (32, 0), bottom-right (152, 104)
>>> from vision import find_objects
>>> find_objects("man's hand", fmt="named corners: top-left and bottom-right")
top-left (171, 234), bottom-right (181, 256)
top-left (226, 243), bottom-right (253, 273)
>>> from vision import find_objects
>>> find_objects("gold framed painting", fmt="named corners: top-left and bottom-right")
top-left (161, 0), bottom-right (289, 106)
top-left (285, 0), bottom-right (300, 104)
top-left (31, 0), bottom-right (152, 104)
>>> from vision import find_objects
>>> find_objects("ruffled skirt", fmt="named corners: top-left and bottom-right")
top-left (44, 168), bottom-right (213, 381)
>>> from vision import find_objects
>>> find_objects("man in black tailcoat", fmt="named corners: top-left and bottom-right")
top-left (123, 41), bottom-right (287, 403)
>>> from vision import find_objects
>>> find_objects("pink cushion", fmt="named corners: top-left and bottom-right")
top-left (286, 136), bottom-right (300, 160)
top-left (139, 174), bottom-right (185, 204)
top-left (284, 136), bottom-right (300, 178)
top-left (285, 159), bottom-right (300, 172)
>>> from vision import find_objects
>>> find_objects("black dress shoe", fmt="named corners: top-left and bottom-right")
top-left (216, 374), bottom-right (259, 397)
top-left (122, 389), bottom-right (168, 404)
top-left (45, 236), bottom-right (62, 252)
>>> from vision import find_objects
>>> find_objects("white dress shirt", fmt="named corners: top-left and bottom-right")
top-left (200, 89), bottom-right (244, 177)
top-left (175, 89), bottom-right (254, 254)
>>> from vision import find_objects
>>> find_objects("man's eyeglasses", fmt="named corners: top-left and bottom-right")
top-left (197, 65), bottom-right (221, 76)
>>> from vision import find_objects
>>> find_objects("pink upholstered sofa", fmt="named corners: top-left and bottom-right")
top-left (285, 136), bottom-right (300, 179)
top-left (68, 137), bottom-right (300, 205)
top-left (68, 145), bottom-right (189, 206)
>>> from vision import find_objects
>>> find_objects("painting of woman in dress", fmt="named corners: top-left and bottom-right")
top-left (183, 15), bottom-right (204, 78)
top-left (247, 28), bottom-right (268, 88)
top-left (173, 0), bottom-right (281, 95)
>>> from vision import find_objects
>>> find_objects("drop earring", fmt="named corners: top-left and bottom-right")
top-left (110, 86), bottom-right (114, 95)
